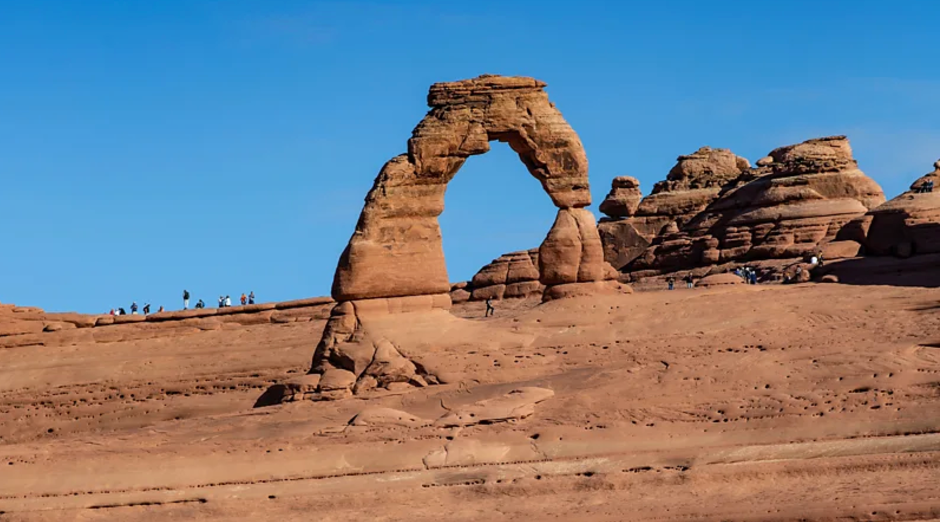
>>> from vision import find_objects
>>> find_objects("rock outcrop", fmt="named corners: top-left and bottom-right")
top-left (598, 147), bottom-right (751, 270)
top-left (467, 249), bottom-right (543, 301)
top-left (853, 160), bottom-right (940, 258)
top-left (599, 176), bottom-right (642, 219)
top-left (299, 75), bottom-right (609, 402)
top-left (628, 136), bottom-right (885, 276)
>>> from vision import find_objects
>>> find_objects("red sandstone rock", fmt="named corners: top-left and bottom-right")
top-left (695, 273), bottom-right (744, 287)
top-left (331, 75), bottom-right (598, 303)
top-left (628, 136), bottom-right (885, 275)
top-left (863, 160), bottom-right (940, 258)
top-left (469, 249), bottom-right (542, 301)
top-left (599, 176), bottom-right (642, 219)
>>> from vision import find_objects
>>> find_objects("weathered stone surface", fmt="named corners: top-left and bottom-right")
top-left (628, 136), bottom-right (885, 275)
top-left (863, 160), bottom-right (940, 258)
top-left (599, 176), bottom-right (642, 218)
top-left (468, 249), bottom-right (542, 301)
top-left (598, 147), bottom-right (752, 269)
top-left (695, 273), bottom-right (744, 287)
top-left (434, 387), bottom-right (555, 428)
top-left (540, 208), bottom-right (605, 287)
top-left (332, 75), bottom-right (595, 303)
top-left (349, 407), bottom-right (429, 428)
top-left (820, 240), bottom-right (862, 260)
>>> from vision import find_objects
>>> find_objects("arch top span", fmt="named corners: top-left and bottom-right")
top-left (332, 74), bottom-right (601, 302)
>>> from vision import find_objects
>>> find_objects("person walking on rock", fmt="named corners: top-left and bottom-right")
top-left (485, 298), bottom-right (495, 318)
top-left (248, 291), bottom-right (255, 305)
top-left (183, 289), bottom-right (190, 310)
top-left (240, 293), bottom-right (247, 306)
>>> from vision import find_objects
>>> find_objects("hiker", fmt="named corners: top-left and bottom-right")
top-left (183, 289), bottom-right (190, 310)
top-left (817, 251), bottom-right (825, 267)
top-left (158, 305), bottom-right (164, 313)
top-left (225, 295), bottom-right (232, 308)
top-left (810, 255), bottom-right (819, 267)
top-left (240, 293), bottom-right (247, 306)
top-left (485, 298), bottom-right (495, 318)
top-left (667, 276), bottom-right (675, 290)
top-left (749, 269), bottom-right (757, 285)
top-left (218, 296), bottom-right (224, 308)
top-left (683, 274), bottom-right (694, 289)
top-left (118, 307), bottom-right (126, 316)
top-left (109, 309), bottom-right (115, 316)
top-left (130, 302), bottom-right (138, 315)
top-left (143, 303), bottom-right (151, 315)
top-left (195, 299), bottom-right (205, 309)
top-left (248, 291), bottom-right (255, 305)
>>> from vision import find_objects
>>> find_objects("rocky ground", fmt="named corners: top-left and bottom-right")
top-left (0, 272), bottom-right (938, 521)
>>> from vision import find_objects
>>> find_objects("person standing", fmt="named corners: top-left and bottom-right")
top-left (183, 289), bottom-right (190, 310)
top-left (667, 276), bottom-right (675, 291)
top-left (130, 302), bottom-right (139, 315)
top-left (218, 296), bottom-right (224, 308)
top-left (225, 295), bottom-right (232, 308)
top-left (158, 305), bottom-right (164, 313)
top-left (248, 291), bottom-right (255, 305)
top-left (109, 309), bottom-right (115, 316)
top-left (485, 298), bottom-right (495, 318)
top-left (240, 293), bottom-right (247, 306)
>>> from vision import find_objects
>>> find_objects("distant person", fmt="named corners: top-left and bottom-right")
top-left (143, 303), bottom-right (151, 315)
top-left (683, 274), bottom-right (694, 289)
top-left (109, 309), bottom-right (115, 316)
top-left (130, 302), bottom-right (138, 315)
top-left (749, 269), bottom-right (757, 285)
top-left (240, 293), bottom-right (247, 306)
top-left (118, 307), bottom-right (126, 316)
top-left (195, 299), bottom-right (205, 309)
top-left (225, 295), bottom-right (232, 308)
top-left (810, 255), bottom-right (819, 267)
top-left (183, 289), bottom-right (190, 310)
top-left (817, 251), bottom-right (825, 267)
top-left (667, 276), bottom-right (675, 291)
top-left (248, 291), bottom-right (255, 305)
top-left (158, 305), bottom-right (164, 313)
top-left (485, 298), bottom-right (495, 318)
top-left (218, 296), bottom-right (224, 308)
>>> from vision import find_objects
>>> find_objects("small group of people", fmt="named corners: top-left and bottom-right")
top-left (734, 266), bottom-right (759, 285)
top-left (182, 290), bottom-right (255, 310)
top-left (666, 274), bottom-right (697, 290)
top-left (915, 179), bottom-right (935, 193)
top-left (109, 302), bottom-right (163, 316)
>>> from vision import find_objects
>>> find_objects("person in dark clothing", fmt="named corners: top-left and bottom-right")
top-left (183, 289), bottom-right (190, 310)
top-left (749, 269), bottom-right (757, 285)
top-left (130, 302), bottom-right (138, 315)
top-left (195, 299), bottom-right (205, 309)
top-left (667, 276), bottom-right (675, 290)
top-left (248, 291), bottom-right (255, 305)
top-left (683, 274), bottom-right (694, 289)
top-left (118, 307), bottom-right (127, 316)
top-left (143, 303), bottom-right (151, 315)
top-left (485, 298), bottom-right (495, 317)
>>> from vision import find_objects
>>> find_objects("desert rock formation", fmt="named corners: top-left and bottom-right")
top-left (599, 176), bottom-right (642, 219)
top-left (598, 147), bottom-right (751, 270)
top-left (466, 249), bottom-right (543, 301)
top-left (300, 75), bottom-right (610, 401)
top-left (857, 160), bottom-right (940, 257)
top-left (628, 136), bottom-right (885, 276)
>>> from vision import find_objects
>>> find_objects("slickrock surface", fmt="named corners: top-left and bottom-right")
top-left (0, 280), bottom-right (937, 521)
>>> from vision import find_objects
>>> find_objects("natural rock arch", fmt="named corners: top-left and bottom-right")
top-left (263, 75), bottom-right (612, 403)
top-left (332, 75), bottom-right (604, 303)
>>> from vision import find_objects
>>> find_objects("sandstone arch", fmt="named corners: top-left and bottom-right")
top-left (271, 75), bottom-right (610, 403)
top-left (332, 75), bottom-right (603, 302)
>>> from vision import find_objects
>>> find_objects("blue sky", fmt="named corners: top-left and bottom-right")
top-left (1, 0), bottom-right (938, 313)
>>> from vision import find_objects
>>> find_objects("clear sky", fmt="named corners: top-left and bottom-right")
top-left (1, 0), bottom-right (938, 313)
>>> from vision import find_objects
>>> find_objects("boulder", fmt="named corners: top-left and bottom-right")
top-left (469, 249), bottom-right (542, 301)
top-left (539, 208), bottom-right (606, 287)
top-left (599, 176), bottom-right (642, 218)
top-left (820, 240), bottom-right (862, 260)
